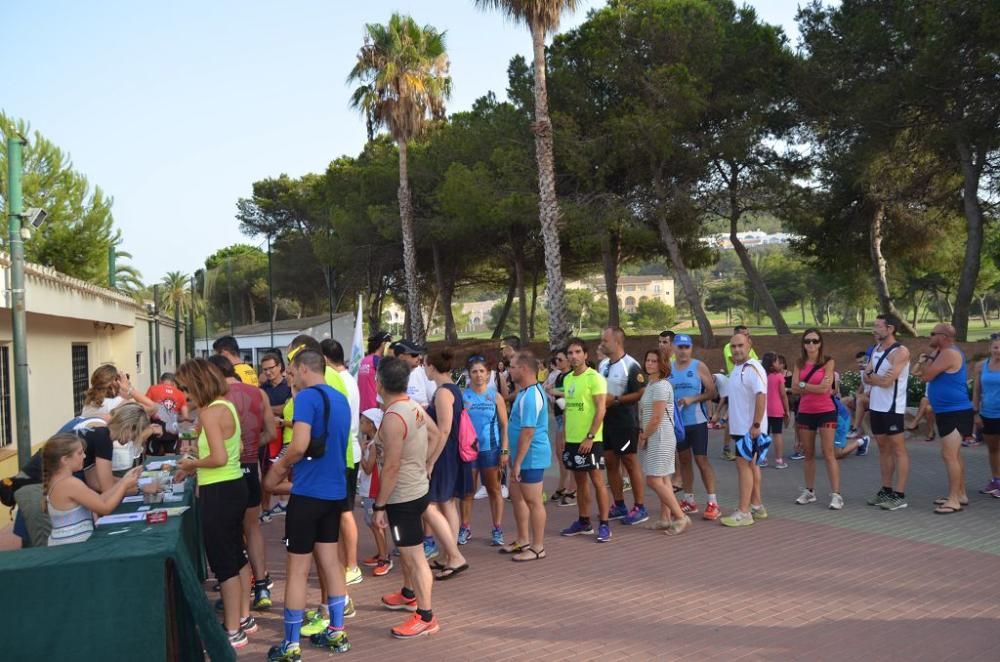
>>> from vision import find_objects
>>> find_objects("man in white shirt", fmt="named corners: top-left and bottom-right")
top-left (721, 333), bottom-right (768, 528)
top-left (392, 340), bottom-right (437, 407)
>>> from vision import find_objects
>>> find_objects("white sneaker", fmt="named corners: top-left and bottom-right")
top-left (795, 488), bottom-right (817, 505)
top-left (501, 484), bottom-right (509, 499)
top-left (473, 485), bottom-right (488, 500)
top-left (829, 493), bottom-right (844, 510)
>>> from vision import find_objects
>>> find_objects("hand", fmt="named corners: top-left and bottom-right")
top-left (513, 463), bottom-right (522, 482)
top-left (638, 431), bottom-right (648, 449)
top-left (172, 469), bottom-right (189, 483)
top-left (178, 456), bottom-right (197, 474)
top-left (147, 423), bottom-right (163, 438)
top-left (499, 451), bottom-right (509, 468)
top-left (122, 465), bottom-right (143, 490)
top-left (677, 396), bottom-right (692, 407)
top-left (262, 463), bottom-right (285, 492)
top-left (578, 439), bottom-right (593, 454)
top-left (425, 463), bottom-right (434, 481)
top-left (975, 414), bottom-right (983, 428)
top-left (373, 509), bottom-right (388, 530)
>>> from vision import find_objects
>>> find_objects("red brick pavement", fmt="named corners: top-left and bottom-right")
top-left (238, 477), bottom-right (1000, 661)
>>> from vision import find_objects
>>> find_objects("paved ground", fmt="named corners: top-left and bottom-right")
top-left (235, 431), bottom-right (1000, 661)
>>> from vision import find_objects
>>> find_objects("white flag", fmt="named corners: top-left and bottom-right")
top-left (349, 293), bottom-right (364, 376)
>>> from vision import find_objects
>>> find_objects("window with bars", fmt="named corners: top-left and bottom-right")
top-left (0, 346), bottom-right (11, 447)
top-left (71, 345), bottom-right (90, 416)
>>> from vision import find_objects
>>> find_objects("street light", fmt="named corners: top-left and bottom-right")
top-left (6, 134), bottom-right (32, 467)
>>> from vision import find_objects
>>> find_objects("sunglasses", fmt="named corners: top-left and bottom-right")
top-left (467, 355), bottom-right (486, 364)
top-left (930, 332), bottom-right (951, 338)
top-left (991, 333), bottom-right (1000, 341)
top-left (803, 338), bottom-right (821, 345)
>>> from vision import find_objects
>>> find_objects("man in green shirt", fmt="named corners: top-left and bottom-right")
top-left (723, 325), bottom-right (758, 375)
top-left (559, 338), bottom-right (612, 543)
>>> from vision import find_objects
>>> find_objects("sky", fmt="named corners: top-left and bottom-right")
top-left (1, 0), bottom-right (823, 282)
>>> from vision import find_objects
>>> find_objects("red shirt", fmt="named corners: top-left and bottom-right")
top-left (146, 383), bottom-right (187, 414)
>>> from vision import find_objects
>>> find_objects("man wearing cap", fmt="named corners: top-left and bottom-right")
top-left (720, 333), bottom-right (768, 527)
top-left (668, 334), bottom-right (720, 520)
top-left (359, 331), bottom-right (391, 412)
top-left (392, 340), bottom-right (437, 407)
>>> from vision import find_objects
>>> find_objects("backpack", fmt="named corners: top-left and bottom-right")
top-left (457, 409), bottom-right (480, 463)
top-left (0, 475), bottom-right (35, 510)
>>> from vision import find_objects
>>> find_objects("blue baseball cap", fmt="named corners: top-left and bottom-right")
top-left (674, 334), bottom-right (693, 347)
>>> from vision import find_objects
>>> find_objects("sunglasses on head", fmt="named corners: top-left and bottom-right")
top-left (991, 333), bottom-right (1000, 341)
top-left (803, 338), bottom-right (821, 345)
top-left (467, 355), bottom-right (486, 364)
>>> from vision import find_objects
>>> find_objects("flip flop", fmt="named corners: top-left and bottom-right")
top-left (933, 505), bottom-right (963, 514)
top-left (498, 541), bottom-right (529, 554)
top-left (429, 560), bottom-right (446, 571)
top-left (512, 547), bottom-right (546, 562)
top-left (672, 485), bottom-right (682, 494)
top-left (933, 497), bottom-right (969, 506)
top-left (434, 563), bottom-right (469, 580)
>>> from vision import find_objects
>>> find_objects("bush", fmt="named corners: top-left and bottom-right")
top-left (839, 370), bottom-right (862, 397)
top-left (631, 300), bottom-right (677, 331)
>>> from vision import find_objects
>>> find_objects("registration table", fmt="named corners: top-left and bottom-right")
top-left (0, 457), bottom-right (234, 662)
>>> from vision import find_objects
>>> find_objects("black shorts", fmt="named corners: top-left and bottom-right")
top-left (936, 409), bottom-right (974, 439)
top-left (242, 463), bottom-right (261, 508)
top-left (870, 411), bottom-right (905, 436)
top-left (385, 493), bottom-right (430, 548)
top-left (980, 415), bottom-right (1000, 436)
top-left (200, 478), bottom-right (249, 583)
top-left (796, 410), bottom-right (838, 431)
top-left (345, 465), bottom-right (358, 504)
top-left (284, 494), bottom-right (347, 554)
top-left (562, 442), bottom-right (605, 471)
top-left (677, 422), bottom-right (709, 456)
top-left (767, 416), bottom-right (784, 435)
top-left (603, 427), bottom-right (638, 455)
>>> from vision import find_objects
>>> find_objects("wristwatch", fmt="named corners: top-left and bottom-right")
top-left (372, 504), bottom-right (387, 512)
top-left (585, 432), bottom-right (595, 440)
top-left (798, 381), bottom-right (806, 389)
top-left (500, 449), bottom-right (510, 456)
top-left (752, 422), bottom-right (761, 429)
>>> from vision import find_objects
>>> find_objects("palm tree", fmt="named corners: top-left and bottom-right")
top-left (348, 14), bottom-right (452, 344)
top-left (161, 270), bottom-right (193, 362)
top-left (474, 0), bottom-right (576, 349)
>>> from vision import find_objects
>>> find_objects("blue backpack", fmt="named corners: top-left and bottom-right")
top-left (671, 403), bottom-right (686, 442)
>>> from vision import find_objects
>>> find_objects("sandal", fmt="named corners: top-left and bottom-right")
top-left (933, 497), bottom-right (969, 506)
top-left (434, 563), bottom-right (469, 580)
top-left (512, 546), bottom-right (546, 562)
top-left (429, 560), bottom-right (446, 571)
top-left (933, 505), bottom-right (963, 514)
top-left (498, 541), bottom-right (530, 554)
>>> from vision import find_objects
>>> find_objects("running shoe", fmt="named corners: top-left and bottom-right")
top-left (720, 511), bottom-right (754, 527)
top-left (857, 436), bottom-right (871, 457)
top-left (423, 539), bottom-right (440, 560)
top-left (795, 489), bottom-right (817, 505)
top-left (847, 426), bottom-right (858, 439)
top-left (267, 642), bottom-right (302, 662)
top-left (501, 484), bottom-right (510, 499)
top-left (381, 591), bottom-right (418, 611)
top-left (961, 436), bottom-right (979, 447)
top-left (979, 478), bottom-right (1000, 496)
top-left (680, 498), bottom-right (699, 514)
top-left (758, 457), bottom-right (769, 468)
top-left (253, 582), bottom-right (272, 610)
top-left (623, 477), bottom-right (632, 492)
top-left (228, 629), bottom-right (248, 649)
top-left (829, 493), bottom-right (844, 510)
top-left (622, 505), bottom-right (649, 525)
top-left (490, 527), bottom-right (504, 546)
top-left (789, 451), bottom-right (805, 460)
top-left (702, 502), bottom-right (721, 521)
top-left (392, 613), bottom-right (440, 639)
top-left (240, 616), bottom-right (258, 634)
top-left (558, 492), bottom-right (577, 507)
top-left (866, 487), bottom-right (891, 507)
top-left (362, 554), bottom-right (380, 568)
top-left (473, 485), bottom-right (488, 500)
top-left (374, 558), bottom-right (393, 577)
top-left (880, 494), bottom-right (908, 511)
top-left (345, 566), bottom-right (363, 585)
top-left (751, 506), bottom-right (769, 520)
top-left (269, 503), bottom-right (288, 517)
top-left (309, 628), bottom-right (351, 653)
top-left (775, 458), bottom-right (788, 469)
top-left (300, 610), bottom-right (329, 636)
top-left (550, 489), bottom-right (566, 502)
top-left (457, 526), bottom-right (471, 546)
top-left (596, 523), bottom-right (612, 542)
top-left (722, 447), bottom-right (737, 461)
top-left (560, 520), bottom-right (594, 536)
top-left (258, 510), bottom-right (273, 524)
top-left (344, 597), bottom-right (356, 619)
top-left (608, 503), bottom-right (629, 520)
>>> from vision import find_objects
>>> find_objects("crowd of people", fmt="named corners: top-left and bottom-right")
top-left (6, 311), bottom-right (998, 660)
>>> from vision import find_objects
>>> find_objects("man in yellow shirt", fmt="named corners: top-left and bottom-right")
top-left (213, 335), bottom-right (259, 386)
top-left (559, 338), bottom-right (612, 542)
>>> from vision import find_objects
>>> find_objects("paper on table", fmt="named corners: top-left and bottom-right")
top-left (145, 461), bottom-right (165, 470)
top-left (122, 495), bottom-right (144, 503)
top-left (95, 512), bottom-right (147, 526)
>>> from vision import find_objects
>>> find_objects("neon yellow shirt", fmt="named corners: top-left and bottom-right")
top-left (234, 363), bottom-right (259, 386)
top-left (282, 398), bottom-right (294, 445)
top-left (280, 369), bottom-right (353, 467)
top-left (563, 368), bottom-right (607, 443)
top-left (197, 399), bottom-right (243, 486)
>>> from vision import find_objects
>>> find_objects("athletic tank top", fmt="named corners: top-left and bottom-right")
top-left (196, 399), bottom-right (243, 486)
top-left (379, 397), bottom-right (429, 504)
top-left (463, 385), bottom-right (499, 452)
top-left (868, 343), bottom-right (908, 414)
top-left (926, 348), bottom-right (972, 414)
top-left (980, 360), bottom-right (1000, 418)
top-left (47, 493), bottom-right (94, 546)
top-left (668, 359), bottom-right (707, 426)
top-left (227, 381), bottom-right (264, 464)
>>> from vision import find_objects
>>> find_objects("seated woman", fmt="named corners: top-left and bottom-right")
top-left (907, 395), bottom-right (936, 442)
top-left (43, 433), bottom-right (142, 546)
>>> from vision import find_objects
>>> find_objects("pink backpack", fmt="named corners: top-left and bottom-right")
top-left (457, 409), bottom-right (479, 462)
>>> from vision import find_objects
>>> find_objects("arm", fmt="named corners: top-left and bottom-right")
top-left (916, 348), bottom-right (961, 383)
top-left (512, 427), bottom-right (533, 480)
top-left (578, 392), bottom-right (607, 454)
top-left (781, 382), bottom-right (792, 422)
top-left (495, 393), bottom-right (510, 465)
top-left (64, 466), bottom-right (142, 516)
top-left (426, 388), bottom-right (453, 467)
top-left (803, 360), bottom-right (835, 395)
top-left (679, 363), bottom-right (717, 407)
top-left (259, 390), bottom-right (277, 443)
top-left (87, 458), bottom-right (116, 494)
top-left (422, 407), bottom-right (443, 470)
top-left (360, 441), bottom-right (377, 474)
top-left (179, 404), bottom-right (230, 474)
top-left (639, 399), bottom-right (667, 448)
top-left (752, 392), bottom-right (767, 437)
top-left (864, 346), bottom-right (911, 387)
top-left (500, 374), bottom-right (513, 404)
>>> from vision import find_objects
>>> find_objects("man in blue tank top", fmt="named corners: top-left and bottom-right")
top-left (913, 324), bottom-right (973, 514)
top-left (668, 334), bottom-right (720, 520)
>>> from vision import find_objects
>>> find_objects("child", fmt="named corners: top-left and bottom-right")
top-left (358, 408), bottom-right (391, 576)
top-left (43, 433), bottom-right (142, 545)
top-left (762, 353), bottom-right (791, 469)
